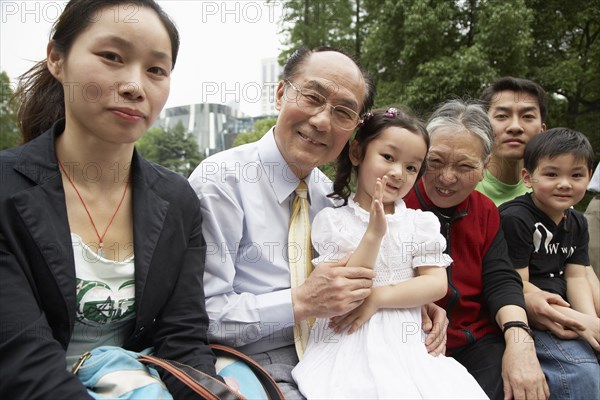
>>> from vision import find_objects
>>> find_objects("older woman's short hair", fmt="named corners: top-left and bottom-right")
top-left (426, 100), bottom-right (494, 161)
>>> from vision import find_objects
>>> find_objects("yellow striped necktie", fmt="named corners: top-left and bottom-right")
top-left (288, 181), bottom-right (314, 359)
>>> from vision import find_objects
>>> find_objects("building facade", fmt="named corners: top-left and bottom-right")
top-left (153, 103), bottom-right (254, 156)
top-left (260, 57), bottom-right (283, 117)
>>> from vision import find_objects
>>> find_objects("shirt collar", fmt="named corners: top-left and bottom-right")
top-left (257, 127), bottom-right (317, 204)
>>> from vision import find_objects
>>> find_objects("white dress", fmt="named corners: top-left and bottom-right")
top-left (292, 196), bottom-right (488, 399)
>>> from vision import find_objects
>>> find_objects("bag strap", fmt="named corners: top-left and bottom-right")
top-left (138, 354), bottom-right (245, 400)
top-left (210, 344), bottom-right (286, 400)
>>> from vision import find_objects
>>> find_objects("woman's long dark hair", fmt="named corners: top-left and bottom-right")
top-left (329, 107), bottom-right (429, 205)
top-left (14, 0), bottom-right (179, 143)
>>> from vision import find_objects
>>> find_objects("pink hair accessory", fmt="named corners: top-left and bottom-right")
top-left (385, 107), bottom-right (398, 118)
top-left (358, 112), bottom-right (373, 127)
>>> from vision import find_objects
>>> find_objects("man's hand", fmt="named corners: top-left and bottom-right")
top-left (421, 303), bottom-right (448, 356)
top-left (502, 331), bottom-right (549, 400)
top-left (525, 291), bottom-right (584, 338)
top-left (292, 255), bottom-right (375, 321)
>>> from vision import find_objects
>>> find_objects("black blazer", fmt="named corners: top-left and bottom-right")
top-left (0, 121), bottom-right (216, 399)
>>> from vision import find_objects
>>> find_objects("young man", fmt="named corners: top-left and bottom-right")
top-left (500, 128), bottom-right (600, 399)
top-left (188, 47), bottom-right (446, 398)
top-left (477, 77), bottom-right (547, 206)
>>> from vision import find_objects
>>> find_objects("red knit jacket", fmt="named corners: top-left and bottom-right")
top-left (404, 180), bottom-right (525, 353)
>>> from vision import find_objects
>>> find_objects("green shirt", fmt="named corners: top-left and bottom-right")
top-left (475, 169), bottom-right (531, 206)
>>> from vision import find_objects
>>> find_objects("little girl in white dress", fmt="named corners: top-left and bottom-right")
top-left (292, 108), bottom-right (487, 399)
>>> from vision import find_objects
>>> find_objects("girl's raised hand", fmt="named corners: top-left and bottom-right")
top-left (366, 177), bottom-right (388, 239)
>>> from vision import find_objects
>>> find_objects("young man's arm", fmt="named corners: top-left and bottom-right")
top-left (566, 263), bottom-right (597, 316)
top-left (518, 267), bottom-right (600, 351)
top-left (517, 267), bottom-right (583, 338)
top-left (565, 263), bottom-right (600, 351)
top-left (585, 266), bottom-right (600, 317)
top-left (496, 304), bottom-right (549, 400)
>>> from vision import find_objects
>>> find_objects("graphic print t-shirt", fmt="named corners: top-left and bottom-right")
top-left (65, 234), bottom-right (136, 368)
top-left (500, 194), bottom-right (590, 297)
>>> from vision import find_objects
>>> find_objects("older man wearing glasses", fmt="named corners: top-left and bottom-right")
top-left (189, 47), bottom-right (448, 398)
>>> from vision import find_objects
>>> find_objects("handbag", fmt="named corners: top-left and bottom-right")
top-left (73, 346), bottom-right (173, 399)
top-left (73, 345), bottom-right (285, 400)
top-left (210, 344), bottom-right (285, 400)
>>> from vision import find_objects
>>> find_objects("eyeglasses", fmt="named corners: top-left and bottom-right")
top-left (285, 80), bottom-right (360, 131)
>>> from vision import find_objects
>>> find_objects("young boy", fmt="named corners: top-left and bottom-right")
top-left (499, 127), bottom-right (599, 397)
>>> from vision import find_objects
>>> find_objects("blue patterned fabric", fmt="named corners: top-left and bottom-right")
top-left (75, 346), bottom-right (173, 399)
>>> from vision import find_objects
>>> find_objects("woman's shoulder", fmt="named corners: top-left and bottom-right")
top-left (1, 127), bottom-right (51, 165)
top-left (134, 154), bottom-right (198, 204)
top-left (469, 189), bottom-right (498, 210)
top-left (0, 145), bottom-right (22, 168)
top-left (463, 190), bottom-right (503, 228)
top-left (0, 131), bottom-right (59, 195)
top-left (0, 146), bottom-right (26, 200)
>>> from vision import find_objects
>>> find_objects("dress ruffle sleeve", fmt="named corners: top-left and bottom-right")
top-left (311, 207), bottom-right (358, 266)
top-left (411, 210), bottom-right (453, 268)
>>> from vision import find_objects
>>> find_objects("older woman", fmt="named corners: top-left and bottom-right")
top-left (404, 100), bottom-right (547, 400)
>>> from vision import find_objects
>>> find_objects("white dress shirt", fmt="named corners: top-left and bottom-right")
top-left (188, 128), bottom-right (336, 353)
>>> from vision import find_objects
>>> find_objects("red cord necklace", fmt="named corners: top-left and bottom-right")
top-left (58, 159), bottom-right (129, 258)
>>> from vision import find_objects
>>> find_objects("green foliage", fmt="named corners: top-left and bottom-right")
top-left (367, 0), bottom-right (535, 114)
top-left (232, 130), bottom-right (265, 146)
top-left (401, 0), bottom-right (458, 77)
top-left (476, 0), bottom-right (534, 77)
top-left (278, 0), bottom-right (358, 63)
top-left (318, 161), bottom-right (336, 181)
top-left (527, 0), bottom-right (600, 135)
top-left (0, 71), bottom-right (20, 150)
top-left (136, 122), bottom-right (202, 177)
top-left (278, 0), bottom-right (599, 158)
top-left (232, 117), bottom-right (277, 147)
top-left (401, 45), bottom-right (496, 115)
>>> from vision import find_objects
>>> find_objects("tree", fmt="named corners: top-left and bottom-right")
top-left (136, 122), bottom-right (202, 177)
top-left (277, 0), bottom-right (358, 63)
top-left (526, 0), bottom-right (600, 148)
top-left (232, 117), bottom-right (277, 147)
top-left (361, 0), bottom-right (535, 115)
top-left (0, 71), bottom-right (20, 150)
top-left (279, 0), bottom-right (599, 145)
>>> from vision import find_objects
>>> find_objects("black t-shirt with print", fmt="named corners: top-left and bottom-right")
top-left (499, 193), bottom-right (590, 298)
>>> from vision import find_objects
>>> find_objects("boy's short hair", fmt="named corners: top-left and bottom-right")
top-left (480, 77), bottom-right (548, 123)
top-left (523, 127), bottom-right (594, 173)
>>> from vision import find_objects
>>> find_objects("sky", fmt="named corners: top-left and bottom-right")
top-left (0, 0), bottom-right (285, 116)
